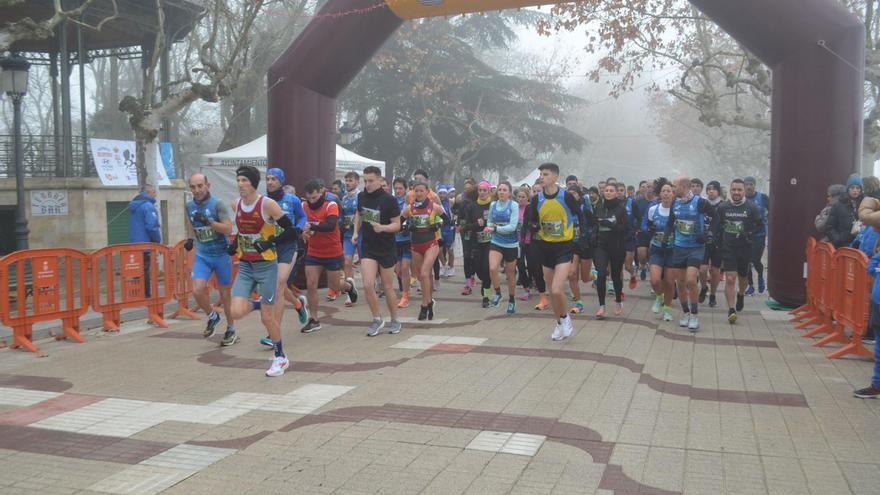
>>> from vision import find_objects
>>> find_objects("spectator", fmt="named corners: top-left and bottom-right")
top-left (128, 184), bottom-right (162, 297)
top-left (826, 174), bottom-right (862, 248)
top-left (815, 184), bottom-right (846, 242)
top-left (853, 176), bottom-right (880, 254)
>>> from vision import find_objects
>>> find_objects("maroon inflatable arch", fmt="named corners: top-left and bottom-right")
top-left (267, 0), bottom-right (865, 306)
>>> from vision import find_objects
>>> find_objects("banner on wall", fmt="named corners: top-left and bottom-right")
top-left (90, 138), bottom-right (172, 187)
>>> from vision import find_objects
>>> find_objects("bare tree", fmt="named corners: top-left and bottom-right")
top-left (0, 0), bottom-right (118, 52)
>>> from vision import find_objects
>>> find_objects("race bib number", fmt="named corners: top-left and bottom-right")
top-left (238, 233), bottom-right (262, 253)
top-left (412, 214), bottom-right (430, 229)
top-left (361, 207), bottom-right (381, 224)
top-left (676, 219), bottom-right (695, 235)
top-left (478, 230), bottom-right (492, 242)
top-left (343, 217), bottom-right (354, 230)
top-left (653, 232), bottom-right (667, 244)
top-left (194, 226), bottom-right (216, 243)
top-left (541, 221), bottom-right (564, 238)
top-left (724, 220), bottom-right (744, 235)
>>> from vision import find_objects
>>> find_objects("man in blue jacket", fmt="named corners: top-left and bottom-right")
top-left (128, 184), bottom-right (162, 297)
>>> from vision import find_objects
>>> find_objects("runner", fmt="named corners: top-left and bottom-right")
top-left (227, 166), bottom-right (304, 377)
top-left (716, 179), bottom-right (763, 323)
top-left (183, 173), bottom-right (235, 343)
top-left (567, 185), bottom-right (594, 316)
top-left (300, 179), bottom-right (358, 334)
top-left (486, 181), bottom-right (520, 314)
top-left (438, 186), bottom-right (456, 278)
top-left (340, 171), bottom-right (362, 307)
top-left (699, 180), bottom-right (724, 307)
top-left (527, 163), bottom-right (584, 340)
top-left (594, 182), bottom-right (629, 318)
top-left (515, 187), bottom-right (533, 301)
top-left (669, 175), bottom-right (716, 332)
top-left (616, 183), bottom-right (639, 291)
top-left (635, 180), bottom-right (652, 282)
top-left (455, 178), bottom-right (477, 295)
top-left (392, 178), bottom-right (413, 308)
top-left (744, 176), bottom-right (769, 294)
top-left (351, 166), bottom-right (403, 335)
top-left (465, 180), bottom-right (494, 307)
top-left (521, 185), bottom-right (549, 310)
top-left (401, 181), bottom-right (445, 320)
top-left (644, 177), bottom-right (675, 321)
top-left (257, 168), bottom-right (310, 347)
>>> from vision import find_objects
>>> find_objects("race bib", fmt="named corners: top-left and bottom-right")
top-left (724, 220), bottom-right (744, 235)
top-left (238, 233), bottom-right (262, 253)
top-left (361, 207), bottom-right (381, 224)
top-left (541, 220), bottom-right (564, 238)
top-left (412, 214), bottom-right (430, 229)
top-left (572, 225), bottom-right (580, 239)
top-left (478, 230), bottom-right (492, 242)
top-left (676, 219), bottom-right (695, 235)
top-left (194, 226), bottom-right (216, 243)
top-left (653, 232), bottom-right (667, 244)
top-left (343, 217), bottom-right (354, 230)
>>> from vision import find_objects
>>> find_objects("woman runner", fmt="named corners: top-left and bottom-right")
top-left (645, 178), bottom-right (676, 321)
top-left (486, 181), bottom-right (520, 314)
top-left (593, 182), bottom-right (630, 318)
top-left (402, 182), bottom-right (447, 320)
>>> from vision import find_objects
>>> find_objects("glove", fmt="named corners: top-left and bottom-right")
top-left (598, 218), bottom-right (614, 228)
top-left (401, 218), bottom-right (411, 232)
top-left (577, 235), bottom-right (591, 251)
top-left (193, 212), bottom-right (209, 224)
top-left (253, 237), bottom-right (275, 253)
top-left (431, 222), bottom-right (441, 232)
top-left (184, 238), bottom-right (194, 251)
top-left (227, 235), bottom-right (238, 256)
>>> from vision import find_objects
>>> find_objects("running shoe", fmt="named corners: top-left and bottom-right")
top-left (266, 355), bottom-right (289, 377)
top-left (296, 295), bottom-right (310, 324)
top-left (570, 301), bottom-right (584, 315)
top-left (398, 291), bottom-right (410, 309)
top-left (482, 297), bottom-right (490, 308)
top-left (427, 299), bottom-right (436, 320)
top-left (519, 289), bottom-right (531, 301)
top-left (535, 294), bottom-right (549, 311)
top-left (326, 289), bottom-right (337, 302)
top-left (367, 317), bottom-right (385, 337)
top-left (259, 336), bottom-right (273, 347)
top-left (345, 277), bottom-right (358, 304)
top-left (662, 306), bottom-right (673, 321)
top-left (418, 305), bottom-right (428, 321)
top-left (507, 300), bottom-right (516, 315)
top-left (708, 294), bottom-right (717, 308)
top-left (204, 312), bottom-right (220, 338)
top-left (699, 286), bottom-right (708, 303)
top-left (745, 285), bottom-right (755, 296)
top-left (614, 302), bottom-right (623, 317)
top-left (448, 267), bottom-right (456, 278)
top-left (628, 275), bottom-right (637, 290)
top-left (854, 385), bottom-right (880, 399)
top-left (651, 296), bottom-right (662, 315)
top-left (388, 319), bottom-right (402, 334)
top-left (758, 276), bottom-right (766, 294)
top-left (688, 315), bottom-right (700, 332)
top-left (301, 318), bottom-right (322, 333)
top-left (561, 314), bottom-right (573, 339)
top-left (595, 306), bottom-right (606, 320)
top-left (679, 313), bottom-right (690, 327)
top-left (461, 285), bottom-right (472, 296)
top-left (640, 268), bottom-right (647, 281)
top-left (221, 329), bottom-right (238, 346)
top-left (551, 320), bottom-right (564, 341)
top-left (736, 294), bottom-right (745, 312)
top-left (345, 294), bottom-right (353, 307)
top-left (728, 308), bottom-right (738, 324)
top-left (490, 293), bottom-right (502, 307)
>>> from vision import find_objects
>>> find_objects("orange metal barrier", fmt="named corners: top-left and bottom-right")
top-left (0, 249), bottom-right (90, 353)
top-left (169, 240), bottom-right (199, 320)
top-left (89, 243), bottom-right (173, 331)
top-left (790, 237), bottom-right (817, 321)
top-left (818, 248), bottom-right (874, 359)
top-left (797, 242), bottom-right (836, 338)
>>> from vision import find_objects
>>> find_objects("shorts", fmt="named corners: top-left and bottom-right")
top-left (625, 235), bottom-right (637, 253)
top-left (537, 240), bottom-right (573, 268)
top-left (648, 245), bottom-right (672, 268)
top-left (722, 243), bottom-right (752, 277)
top-left (703, 243), bottom-right (722, 268)
top-left (276, 240), bottom-right (298, 264)
top-left (412, 240), bottom-right (438, 256)
top-left (343, 235), bottom-right (362, 258)
top-left (305, 255), bottom-right (344, 272)
top-left (573, 242), bottom-right (593, 260)
top-left (637, 232), bottom-right (651, 248)
top-left (490, 244), bottom-right (519, 263)
top-left (232, 259), bottom-right (278, 304)
top-left (397, 241), bottom-right (412, 261)
top-left (192, 254), bottom-right (233, 286)
top-left (442, 229), bottom-right (456, 245)
top-left (361, 249), bottom-right (397, 269)
top-left (671, 245), bottom-right (705, 269)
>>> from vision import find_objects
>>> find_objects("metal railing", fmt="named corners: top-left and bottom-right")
top-left (0, 134), bottom-right (96, 178)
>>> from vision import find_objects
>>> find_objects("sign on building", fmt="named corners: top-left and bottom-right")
top-left (30, 190), bottom-right (69, 216)
top-left (90, 138), bottom-right (172, 187)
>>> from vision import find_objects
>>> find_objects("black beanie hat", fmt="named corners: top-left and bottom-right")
top-left (236, 165), bottom-right (260, 189)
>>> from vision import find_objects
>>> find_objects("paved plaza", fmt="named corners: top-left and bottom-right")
top-left (0, 273), bottom-right (879, 495)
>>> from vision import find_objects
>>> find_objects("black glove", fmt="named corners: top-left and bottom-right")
top-left (577, 235), bottom-right (591, 251)
top-left (193, 212), bottom-right (209, 224)
top-left (184, 238), bottom-right (194, 251)
top-left (227, 235), bottom-right (238, 256)
top-left (431, 222), bottom-right (441, 232)
top-left (253, 237), bottom-right (275, 253)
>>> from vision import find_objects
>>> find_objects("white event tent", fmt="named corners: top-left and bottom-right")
top-left (197, 135), bottom-right (385, 201)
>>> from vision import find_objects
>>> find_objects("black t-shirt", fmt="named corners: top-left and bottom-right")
top-left (715, 200), bottom-right (762, 247)
top-left (358, 189), bottom-right (401, 254)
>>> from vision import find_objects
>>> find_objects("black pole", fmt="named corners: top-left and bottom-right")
top-left (13, 94), bottom-right (30, 251)
top-left (59, 18), bottom-right (73, 177)
top-left (77, 18), bottom-right (89, 175)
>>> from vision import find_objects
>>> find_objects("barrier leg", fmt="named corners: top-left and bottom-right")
top-left (102, 310), bottom-right (121, 332)
top-left (58, 316), bottom-right (85, 343)
top-left (148, 303), bottom-right (169, 328)
top-left (170, 294), bottom-right (199, 320)
top-left (796, 314), bottom-right (824, 330)
top-left (789, 303), bottom-right (810, 316)
top-left (802, 320), bottom-right (834, 338)
top-left (790, 309), bottom-right (815, 323)
top-left (10, 324), bottom-right (38, 353)
top-left (812, 324), bottom-right (848, 347)
top-left (827, 339), bottom-right (875, 360)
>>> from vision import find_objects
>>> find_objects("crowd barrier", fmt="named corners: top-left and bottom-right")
top-left (791, 239), bottom-right (874, 360)
top-left (169, 240), bottom-right (199, 320)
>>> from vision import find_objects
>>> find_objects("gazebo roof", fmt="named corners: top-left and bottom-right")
top-left (3, 0), bottom-right (202, 53)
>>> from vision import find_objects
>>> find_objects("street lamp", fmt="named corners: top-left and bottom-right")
top-left (338, 121), bottom-right (356, 147)
top-left (0, 53), bottom-right (31, 250)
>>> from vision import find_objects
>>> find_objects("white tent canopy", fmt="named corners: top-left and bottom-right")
top-left (196, 135), bottom-right (386, 202)
top-left (511, 168), bottom-right (541, 188)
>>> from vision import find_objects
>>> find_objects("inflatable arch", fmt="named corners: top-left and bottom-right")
top-left (267, 0), bottom-right (865, 306)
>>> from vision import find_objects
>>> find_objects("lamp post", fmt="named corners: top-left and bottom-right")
top-left (338, 121), bottom-right (356, 147)
top-left (1, 53), bottom-right (31, 250)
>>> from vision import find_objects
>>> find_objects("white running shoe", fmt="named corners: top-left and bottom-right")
top-left (651, 297), bottom-right (661, 315)
top-left (688, 315), bottom-right (700, 332)
top-left (561, 314), bottom-right (573, 339)
top-left (551, 320), bottom-right (564, 341)
top-left (266, 355), bottom-right (289, 377)
top-left (447, 267), bottom-right (456, 278)
top-left (679, 313), bottom-right (690, 327)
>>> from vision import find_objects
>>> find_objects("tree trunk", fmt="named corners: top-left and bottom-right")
top-left (217, 95), bottom-right (252, 151)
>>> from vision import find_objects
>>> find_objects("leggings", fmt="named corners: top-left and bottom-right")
top-left (474, 242), bottom-right (492, 292)
top-left (462, 237), bottom-right (476, 280)
top-left (748, 236), bottom-right (766, 285)
top-left (434, 258), bottom-right (441, 280)
top-left (525, 242), bottom-right (547, 293)
top-left (594, 243), bottom-right (625, 306)
top-left (516, 244), bottom-right (531, 289)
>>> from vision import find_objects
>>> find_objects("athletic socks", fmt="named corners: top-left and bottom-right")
top-left (273, 340), bottom-right (284, 358)
top-left (495, 287), bottom-right (501, 296)
top-left (680, 300), bottom-right (689, 313)
top-left (208, 311), bottom-right (218, 320)
top-left (690, 302), bottom-right (698, 315)
top-left (251, 300), bottom-right (261, 311)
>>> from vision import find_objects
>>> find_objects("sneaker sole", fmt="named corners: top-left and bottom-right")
top-left (728, 314), bottom-right (738, 324)
top-left (221, 335), bottom-right (239, 347)
top-left (266, 361), bottom-right (290, 377)
top-left (854, 393), bottom-right (880, 399)
top-left (301, 326), bottom-right (322, 333)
